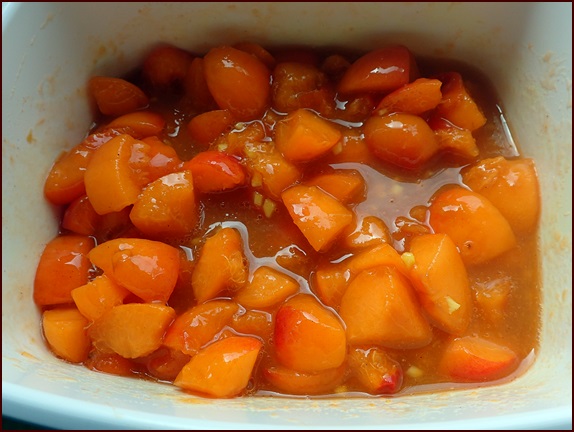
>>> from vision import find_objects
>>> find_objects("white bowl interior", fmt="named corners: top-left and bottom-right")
top-left (2, 2), bottom-right (572, 429)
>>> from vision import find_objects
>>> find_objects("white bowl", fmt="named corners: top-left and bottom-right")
top-left (2, 2), bottom-right (572, 429)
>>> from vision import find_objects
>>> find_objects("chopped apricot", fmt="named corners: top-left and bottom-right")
top-left (174, 336), bottom-right (262, 397)
top-left (230, 310), bottom-right (273, 341)
top-left (275, 109), bottom-right (341, 163)
top-left (339, 266), bottom-right (432, 349)
top-left (142, 44), bottom-right (193, 90)
top-left (191, 227), bottom-right (248, 303)
top-left (141, 346), bottom-right (192, 382)
top-left (341, 216), bottom-right (392, 250)
top-left (89, 303), bottom-right (176, 358)
top-left (263, 363), bottom-right (346, 395)
top-left (306, 169), bottom-right (366, 204)
top-left (62, 195), bottom-right (99, 236)
top-left (71, 274), bottom-right (131, 322)
top-left (234, 266), bottom-right (299, 309)
top-left (184, 151), bottom-right (246, 193)
top-left (274, 294), bottom-right (346, 373)
top-left (364, 113), bottom-right (439, 170)
top-left (282, 185), bottom-right (354, 252)
top-left (163, 300), bottom-right (239, 356)
top-left (338, 45), bottom-right (413, 95)
top-left (271, 62), bottom-right (335, 116)
top-left (429, 116), bottom-right (479, 160)
top-left (461, 157), bottom-right (540, 233)
top-left (88, 238), bottom-right (181, 303)
top-left (85, 349), bottom-right (135, 377)
top-left (428, 186), bottom-right (516, 265)
top-left (84, 134), bottom-right (145, 215)
top-left (88, 76), bottom-right (149, 116)
top-left (188, 110), bottom-right (237, 146)
top-left (105, 111), bottom-right (166, 139)
top-left (409, 234), bottom-right (472, 335)
top-left (129, 170), bottom-right (198, 238)
top-left (42, 307), bottom-right (91, 363)
top-left (348, 347), bottom-right (403, 394)
top-left (204, 46), bottom-right (271, 121)
top-left (34, 235), bottom-right (95, 306)
top-left (434, 72), bottom-right (487, 131)
top-left (439, 336), bottom-right (519, 382)
top-left (376, 78), bottom-right (442, 115)
top-left (473, 277), bottom-right (513, 324)
top-left (244, 143), bottom-right (302, 199)
top-left (183, 57), bottom-right (218, 111)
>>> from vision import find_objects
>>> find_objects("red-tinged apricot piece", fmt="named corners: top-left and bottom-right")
top-left (234, 266), bottom-right (299, 309)
top-left (409, 234), bottom-right (472, 335)
top-left (244, 143), bottom-right (302, 200)
top-left (348, 347), bottom-right (403, 394)
top-left (89, 303), bottom-right (176, 359)
top-left (174, 336), bottom-right (262, 398)
top-left (129, 170), bottom-right (198, 238)
top-left (282, 185), bottom-right (354, 252)
top-left (376, 78), bottom-right (443, 116)
top-left (85, 349), bottom-right (135, 377)
top-left (163, 300), bottom-right (240, 356)
top-left (439, 336), bottom-right (519, 382)
top-left (338, 45), bottom-right (414, 95)
top-left (341, 216), bottom-right (392, 250)
top-left (434, 72), bottom-right (487, 132)
top-left (191, 227), bottom-right (248, 303)
top-left (428, 186), bottom-right (516, 265)
top-left (88, 76), bottom-right (149, 116)
top-left (263, 363), bottom-right (346, 395)
top-left (88, 238), bottom-right (180, 303)
top-left (71, 274), bottom-right (131, 322)
top-left (461, 157), bottom-right (541, 233)
top-left (339, 266), bottom-right (432, 349)
top-left (274, 294), bottom-right (346, 373)
top-left (188, 110), bottom-right (237, 146)
top-left (105, 111), bottom-right (166, 139)
top-left (142, 44), bottom-right (193, 90)
top-left (306, 169), bottom-right (366, 204)
top-left (275, 109), bottom-right (342, 163)
top-left (42, 307), bottom-right (91, 363)
top-left (34, 235), bottom-right (95, 306)
top-left (204, 46), bottom-right (271, 121)
top-left (364, 113), bottom-right (439, 170)
top-left (184, 151), bottom-right (246, 193)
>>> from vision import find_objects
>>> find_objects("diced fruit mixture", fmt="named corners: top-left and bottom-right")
top-left (35, 42), bottom-right (541, 398)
